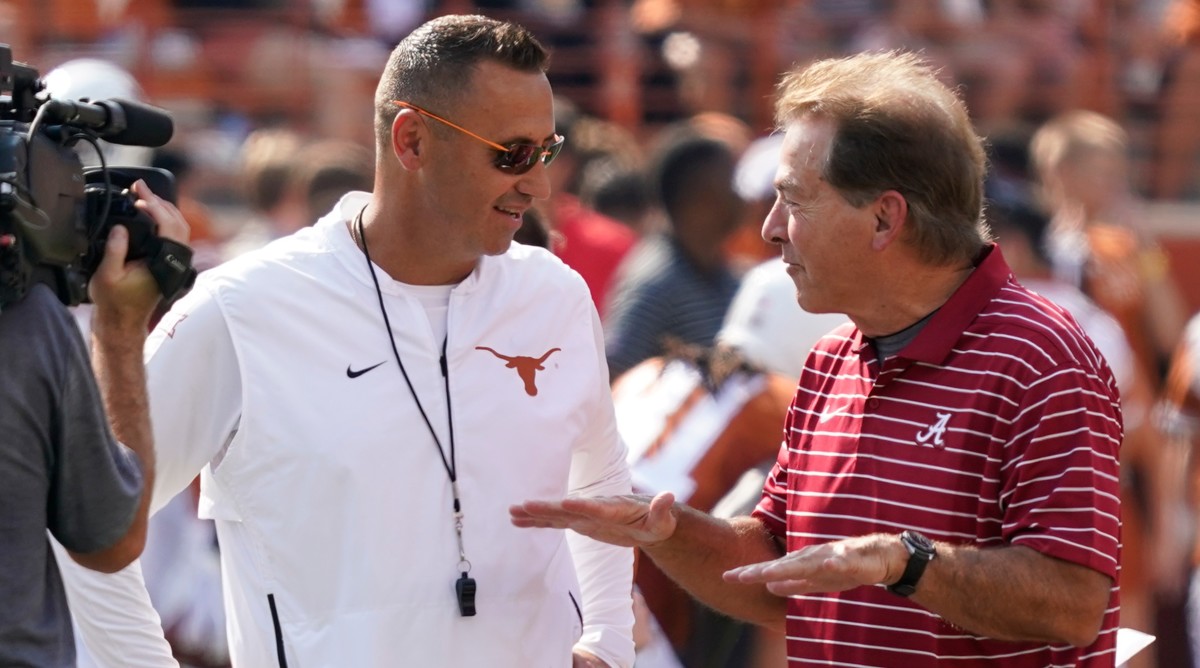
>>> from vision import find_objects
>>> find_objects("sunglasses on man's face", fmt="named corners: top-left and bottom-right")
top-left (393, 101), bottom-right (565, 176)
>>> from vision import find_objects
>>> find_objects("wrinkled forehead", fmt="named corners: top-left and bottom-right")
top-left (775, 117), bottom-right (835, 191)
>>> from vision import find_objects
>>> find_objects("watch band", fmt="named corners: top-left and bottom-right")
top-left (887, 530), bottom-right (936, 597)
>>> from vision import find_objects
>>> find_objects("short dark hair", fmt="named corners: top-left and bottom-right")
top-left (985, 198), bottom-right (1052, 267)
top-left (650, 131), bottom-right (734, 223)
top-left (775, 51), bottom-right (991, 266)
top-left (580, 160), bottom-right (651, 228)
top-left (289, 140), bottom-right (374, 222)
top-left (373, 15), bottom-right (550, 151)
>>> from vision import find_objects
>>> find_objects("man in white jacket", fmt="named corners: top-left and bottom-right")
top-left (61, 14), bottom-right (635, 668)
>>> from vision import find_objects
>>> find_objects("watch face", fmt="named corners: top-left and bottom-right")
top-left (903, 530), bottom-right (935, 557)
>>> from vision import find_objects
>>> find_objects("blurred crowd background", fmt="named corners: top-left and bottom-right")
top-left (6, 0), bottom-right (1200, 300)
top-left (5, 0), bottom-right (1200, 307)
top-left (9, 1), bottom-right (1200, 667)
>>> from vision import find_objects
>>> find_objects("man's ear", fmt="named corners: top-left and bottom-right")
top-left (870, 190), bottom-right (908, 251)
top-left (391, 111), bottom-right (425, 171)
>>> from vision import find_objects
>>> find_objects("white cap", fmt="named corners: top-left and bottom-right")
top-left (717, 260), bottom-right (849, 379)
top-left (43, 58), bottom-right (153, 168)
top-left (733, 133), bottom-right (785, 203)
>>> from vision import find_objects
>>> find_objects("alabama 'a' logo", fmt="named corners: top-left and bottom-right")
top-left (475, 346), bottom-right (561, 396)
top-left (915, 411), bottom-right (952, 447)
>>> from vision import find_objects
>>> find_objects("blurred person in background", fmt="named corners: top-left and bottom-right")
top-left (603, 128), bottom-right (742, 378)
top-left (614, 254), bottom-right (846, 667)
top-left (684, 111), bottom-right (752, 158)
top-left (1157, 312), bottom-right (1200, 667)
top-left (718, 258), bottom-right (849, 383)
top-left (540, 100), bottom-right (641, 319)
top-left (613, 339), bottom-right (793, 668)
top-left (221, 126), bottom-right (306, 259)
top-left (284, 138), bottom-right (375, 228)
top-left (1031, 109), bottom-right (1189, 383)
top-left (577, 159), bottom-right (657, 237)
top-left (725, 134), bottom-right (786, 274)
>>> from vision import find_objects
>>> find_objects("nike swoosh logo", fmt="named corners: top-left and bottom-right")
top-left (346, 362), bottom-right (385, 379)
top-left (818, 404), bottom-right (852, 424)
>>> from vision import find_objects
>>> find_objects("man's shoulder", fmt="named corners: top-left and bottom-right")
top-left (470, 248), bottom-right (598, 326)
top-left (1, 282), bottom-right (69, 320)
top-left (974, 281), bottom-right (1117, 382)
top-left (492, 243), bottom-right (589, 290)
top-left (985, 280), bottom-right (1091, 340)
top-left (0, 284), bottom-right (80, 354)
top-left (204, 225), bottom-right (342, 290)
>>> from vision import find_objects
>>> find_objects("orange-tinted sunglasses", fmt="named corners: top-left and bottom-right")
top-left (393, 101), bottom-right (565, 176)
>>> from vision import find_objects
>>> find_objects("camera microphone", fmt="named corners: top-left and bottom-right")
top-left (44, 97), bottom-right (174, 148)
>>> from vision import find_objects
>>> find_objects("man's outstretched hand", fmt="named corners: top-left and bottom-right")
top-left (722, 533), bottom-right (903, 597)
top-left (509, 492), bottom-right (678, 548)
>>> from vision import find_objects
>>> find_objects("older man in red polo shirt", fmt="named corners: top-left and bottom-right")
top-left (513, 50), bottom-right (1121, 667)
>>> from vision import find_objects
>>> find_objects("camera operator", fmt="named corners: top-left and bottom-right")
top-left (0, 180), bottom-right (189, 667)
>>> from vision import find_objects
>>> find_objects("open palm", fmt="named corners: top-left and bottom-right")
top-left (510, 492), bottom-right (678, 548)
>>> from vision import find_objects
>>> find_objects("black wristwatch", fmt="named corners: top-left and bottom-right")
top-left (887, 530), bottom-right (936, 597)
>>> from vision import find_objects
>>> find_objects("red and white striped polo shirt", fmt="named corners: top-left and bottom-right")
top-left (753, 244), bottom-right (1122, 666)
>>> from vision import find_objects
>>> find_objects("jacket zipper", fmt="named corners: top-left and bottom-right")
top-left (268, 593), bottom-right (288, 667)
top-left (568, 590), bottom-right (583, 628)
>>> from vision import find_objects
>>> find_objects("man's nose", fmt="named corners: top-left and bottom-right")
top-left (761, 197), bottom-right (787, 245)
top-left (517, 162), bottom-right (552, 200)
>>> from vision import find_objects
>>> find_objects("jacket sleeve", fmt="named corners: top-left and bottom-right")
top-left (63, 281), bottom-right (243, 666)
top-left (568, 301), bottom-right (636, 668)
top-left (56, 548), bottom-right (178, 668)
top-left (143, 282), bottom-right (245, 513)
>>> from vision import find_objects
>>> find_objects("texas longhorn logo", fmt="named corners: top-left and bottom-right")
top-left (475, 347), bottom-right (561, 396)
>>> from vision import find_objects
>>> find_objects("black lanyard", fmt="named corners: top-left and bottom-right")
top-left (353, 207), bottom-right (477, 616)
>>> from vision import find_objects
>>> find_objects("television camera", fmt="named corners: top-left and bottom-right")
top-left (0, 44), bottom-right (195, 309)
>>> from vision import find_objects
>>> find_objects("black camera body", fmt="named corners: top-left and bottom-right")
top-left (0, 44), bottom-right (195, 309)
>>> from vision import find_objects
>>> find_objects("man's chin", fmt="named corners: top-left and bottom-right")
top-left (490, 237), bottom-right (518, 256)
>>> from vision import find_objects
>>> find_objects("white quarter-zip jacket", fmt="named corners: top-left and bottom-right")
top-left (64, 192), bottom-right (636, 668)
